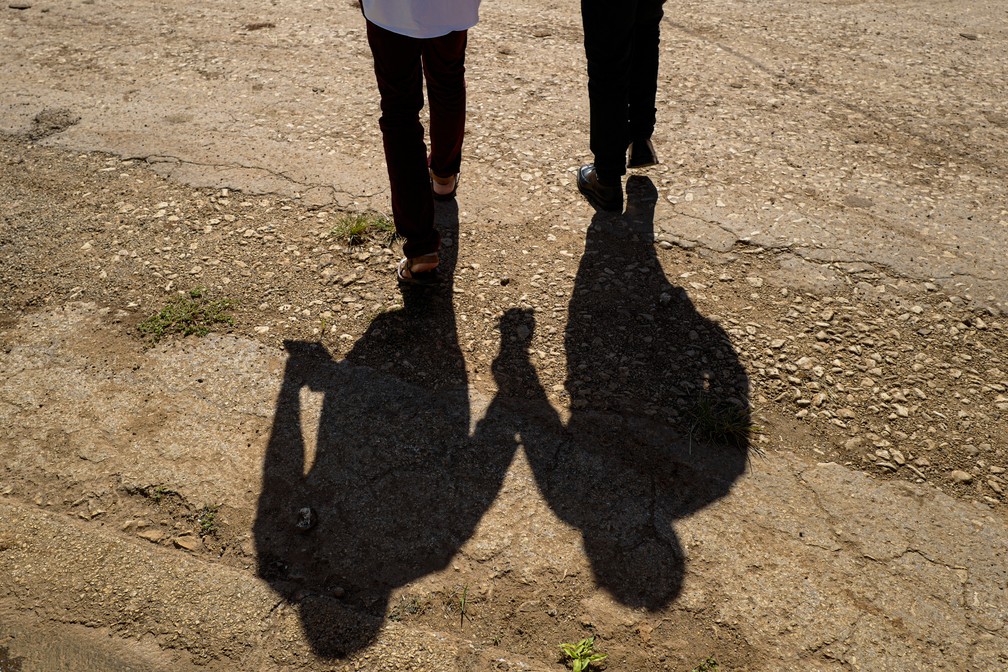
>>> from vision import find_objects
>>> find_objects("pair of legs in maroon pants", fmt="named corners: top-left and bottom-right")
top-left (365, 19), bottom-right (468, 262)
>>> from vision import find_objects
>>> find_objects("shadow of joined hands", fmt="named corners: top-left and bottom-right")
top-left (475, 177), bottom-right (750, 609)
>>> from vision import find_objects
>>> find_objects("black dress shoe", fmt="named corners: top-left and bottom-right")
top-left (627, 138), bottom-right (659, 169)
top-left (577, 164), bottom-right (623, 212)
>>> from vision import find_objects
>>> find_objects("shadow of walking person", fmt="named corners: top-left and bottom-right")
top-left (518, 175), bottom-right (752, 610)
top-left (253, 202), bottom-right (512, 657)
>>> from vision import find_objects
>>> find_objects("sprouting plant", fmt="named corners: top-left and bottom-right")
top-left (195, 504), bottom-right (220, 536)
top-left (559, 637), bottom-right (607, 672)
top-left (684, 392), bottom-right (755, 450)
top-left (145, 484), bottom-right (174, 504)
top-left (137, 287), bottom-right (234, 343)
top-left (691, 656), bottom-right (720, 672)
top-left (330, 212), bottom-right (396, 246)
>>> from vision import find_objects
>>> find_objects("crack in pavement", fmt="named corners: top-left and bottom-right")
top-left (664, 210), bottom-right (1004, 307)
top-left (130, 153), bottom-right (388, 204)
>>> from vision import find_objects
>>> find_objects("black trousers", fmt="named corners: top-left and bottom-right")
top-left (582, 0), bottom-right (665, 179)
top-left (364, 20), bottom-right (468, 258)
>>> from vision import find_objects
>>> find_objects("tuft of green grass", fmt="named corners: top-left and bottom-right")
top-left (559, 637), bottom-right (607, 672)
top-left (684, 393), bottom-right (755, 450)
top-left (330, 212), bottom-right (397, 246)
top-left (195, 504), bottom-right (220, 537)
top-left (137, 287), bottom-right (234, 343)
top-left (691, 656), bottom-right (720, 672)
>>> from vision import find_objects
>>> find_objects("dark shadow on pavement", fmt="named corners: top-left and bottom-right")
top-left (474, 176), bottom-right (751, 609)
top-left (253, 202), bottom-right (513, 656)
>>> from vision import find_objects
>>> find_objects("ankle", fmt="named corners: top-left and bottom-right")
top-left (430, 171), bottom-right (457, 196)
top-left (594, 168), bottom-right (620, 185)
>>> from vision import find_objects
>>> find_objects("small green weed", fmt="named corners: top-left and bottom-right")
top-left (691, 656), bottom-right (719, 672)
top-left (195, 504), bottom-right (220, 537)
top-left (330, 212), bottom-right (396, 246)
top-left (559, 637), bottom-right (607, 672)
top-left (685, 393), bottom-right (754, 450)
top-left (137, 287), bottom-right (234, 343)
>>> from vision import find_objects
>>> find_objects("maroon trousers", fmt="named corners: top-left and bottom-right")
top-left (365, 20), bottom-right (468, 259)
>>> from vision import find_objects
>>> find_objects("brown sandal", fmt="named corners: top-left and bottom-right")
top-left (396, 254), bottom-right (440, 286)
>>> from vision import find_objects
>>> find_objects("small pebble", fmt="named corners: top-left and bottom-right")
top-left (295, 506), bottom-right (317, 533)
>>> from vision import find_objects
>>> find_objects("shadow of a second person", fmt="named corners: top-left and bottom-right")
top-left (252, 203), bottom-right (514, 655)
top-left (474, 176), bottom-right (751, 610)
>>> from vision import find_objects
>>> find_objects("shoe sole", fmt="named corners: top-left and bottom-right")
top-left (577, 178), bottom-right (623, 213)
